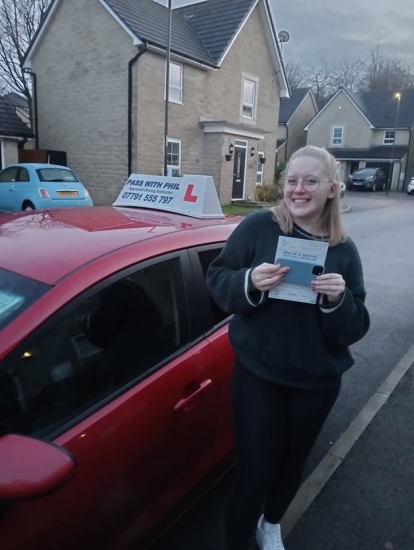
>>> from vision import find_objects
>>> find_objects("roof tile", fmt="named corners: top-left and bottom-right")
top-left (279, 88), bottom-right (313, 124)
top-left (0, 96), bottom-right (32, 138)
top-left (105, 0), bottom-right (215, 65)
top-left (176, 0), bottom-right (255, 64)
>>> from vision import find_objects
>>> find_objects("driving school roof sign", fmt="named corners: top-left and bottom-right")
top-left (113, 174), bottom-right (224, 219)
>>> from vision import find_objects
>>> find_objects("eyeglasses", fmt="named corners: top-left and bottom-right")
top-left (283, 176), bottom-right (332, 192)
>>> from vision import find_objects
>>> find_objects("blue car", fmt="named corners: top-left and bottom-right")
top-left (0, 163), bottom-right (93, 212)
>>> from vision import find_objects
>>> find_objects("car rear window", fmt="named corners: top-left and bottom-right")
top-left (36, 168), bottom-right (79, 183)
top-left (355, 169), bottom-right (376, 175)
top-left (0, 268), bottom-right (51, 331)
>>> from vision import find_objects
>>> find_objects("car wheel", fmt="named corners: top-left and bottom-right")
top-left (22, 201), bottom-right (35, 211)
top-left (372, 182), bottom-right (376, 192)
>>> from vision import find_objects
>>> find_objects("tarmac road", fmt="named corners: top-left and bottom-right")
top-left (150, 191), bottom-right (414, 550)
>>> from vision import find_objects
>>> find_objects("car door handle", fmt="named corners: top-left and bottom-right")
top-left (174, 379), bottom-right (213, 412)
top-left (8, 186), bottom-right (14, 191)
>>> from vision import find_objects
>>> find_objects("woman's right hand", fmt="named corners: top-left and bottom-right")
top-left (251, 263), bottom-right (290, 292)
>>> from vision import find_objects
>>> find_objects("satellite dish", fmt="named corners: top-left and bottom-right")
top-left (278, 30), bottom-right (290, 43)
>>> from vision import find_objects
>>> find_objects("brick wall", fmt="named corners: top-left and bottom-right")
top-left (30, 0), bottom-right (281, 205)
top-left (30, 0), bottom-right (138, 205)
top-left (307, 91), bottom-right (371, 149)
top-left (135, 4), bottom-right (280, 203)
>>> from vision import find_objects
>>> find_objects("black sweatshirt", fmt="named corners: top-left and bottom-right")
top-left (206, 210), bottom-right (370, 389)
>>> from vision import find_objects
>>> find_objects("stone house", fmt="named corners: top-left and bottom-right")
top-left (23, 0), bottom-right (289, 205)
top-left (276, 88), bottom-right (317, 166)
top-left (0, 96), bottom-right (33, 170)
top-left (305, 87), bottom-right (414, 191)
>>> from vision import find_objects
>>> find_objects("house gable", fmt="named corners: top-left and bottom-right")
top-left (24, 0), bottom-right (288, 93)
top-left (304, 88), bottom-right (374, 131)
top-left (306, 89), bottom-right (373, 150)
top-left (279, 88), bottom-right (315, 125)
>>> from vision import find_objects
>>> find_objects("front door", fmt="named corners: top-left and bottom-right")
top-left (232, 147), bottom-right (246, 199)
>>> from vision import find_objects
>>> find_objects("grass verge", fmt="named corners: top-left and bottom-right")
top-left (221, 202), bottom-right (279, 215)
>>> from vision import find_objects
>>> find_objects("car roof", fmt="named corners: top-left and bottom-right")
top-left (0, 206), bottom-right (240, 284)
top-left (4, 163), bottom-right (72, 170)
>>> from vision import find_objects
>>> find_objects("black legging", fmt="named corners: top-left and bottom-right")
top-left (227, 359), bottom-right (341, 550)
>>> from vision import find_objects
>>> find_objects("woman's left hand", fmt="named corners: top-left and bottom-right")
top-left (311, 273), bottom-right (345, 303)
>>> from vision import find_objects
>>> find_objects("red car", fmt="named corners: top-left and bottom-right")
top-left (0, 205), bottom-right (238, 549)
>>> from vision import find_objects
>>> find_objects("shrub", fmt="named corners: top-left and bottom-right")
top-left (274, 161), bottom-right (287, 184)
top-left (255, 182), bottom-right (283, 202)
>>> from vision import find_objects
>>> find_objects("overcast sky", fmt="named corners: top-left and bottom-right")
top-left (174, 0), bottom-right (414, 67)
top-left (271, 0), bottom-right (414, 65)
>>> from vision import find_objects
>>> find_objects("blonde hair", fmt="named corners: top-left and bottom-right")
top-left (271, 146), bottom-right (346, 246)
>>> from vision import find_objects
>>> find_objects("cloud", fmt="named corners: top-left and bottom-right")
top-left (270, 0), bottom-right (414, 65)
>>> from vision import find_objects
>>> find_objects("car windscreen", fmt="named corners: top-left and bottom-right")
top-left (0, 268), bottom-right (51, 331)
top-left (355, 169), bottom-right (376, 175)
top-left (36, 168), bottom-right (79, 183)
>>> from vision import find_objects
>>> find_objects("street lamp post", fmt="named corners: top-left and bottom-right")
top-left (163, 0), bottom-right (173, 177)
top-left (386, 92), bottom-right (401, 195)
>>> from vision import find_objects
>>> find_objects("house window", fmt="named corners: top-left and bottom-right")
top-left (242, 79), bottom-right (256, 119)
top-left (256, 152), bottom-right (264, 184)
top-left (331, 126), bottom-right (343, 146)
top-left (168, 62), bottom-right (183, 104)
top-left (384, 131), bottom-right (395, 144)
top-left (167, 139), bottom-right (181, 177)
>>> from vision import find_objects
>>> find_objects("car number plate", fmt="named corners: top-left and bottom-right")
top-left (353, 182), bottom-right (362, 185)
top-left (57, 191), bottom-right (79, 196)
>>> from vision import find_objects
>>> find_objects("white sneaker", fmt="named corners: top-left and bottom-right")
top-left (256, 514), bottom-right (285, 550)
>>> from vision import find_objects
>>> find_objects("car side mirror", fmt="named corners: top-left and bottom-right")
top-left (0, 434), bottom-right (76, 499)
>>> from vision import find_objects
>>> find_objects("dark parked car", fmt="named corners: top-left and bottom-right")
top-left (347, 167), bottom-right (386, 192)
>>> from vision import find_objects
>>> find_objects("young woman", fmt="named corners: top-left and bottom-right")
top-left (207, 146), bottom-right (370, 550)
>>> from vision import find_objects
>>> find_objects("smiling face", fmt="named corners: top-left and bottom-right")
top-left (284, 156), bottom-right (337, 232)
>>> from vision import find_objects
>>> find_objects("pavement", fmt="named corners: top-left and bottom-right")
top-left (281, 344), bottom-right (414, 550)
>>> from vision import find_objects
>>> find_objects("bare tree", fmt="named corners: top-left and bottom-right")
top-left (303, 59), bottom-right (334, 107)
top-left (284, 61), bottom-right (310, 90)
top-left (359, 44), bottom-right (414, 92)
top-left (329, 59), bottom-right (365, 92)
top-left (283, 43), bottom-right (414, 107)
top-left (0, 0), bottom-right (51, 125)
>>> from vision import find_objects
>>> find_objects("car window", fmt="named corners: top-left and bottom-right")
top-left (355, 169), bottom-right (375, 175)
top-left (0, 256), bottom-right (190, 439)
top-left (197, 248), bottom-right (229, 326)
top-left (36, 168), bottom-right (79, 183)
top-left (18, 168), bottom-right (30, 182)
top-left (0, 167), bottom-right (19, 183)
top-left (0, 268), bottom-right (51, 331)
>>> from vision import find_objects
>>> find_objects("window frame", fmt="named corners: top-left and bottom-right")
top-left (241, 78), bottom-right (257, 120)
top-left (166, 138), bottom-right (181, 177)
top-left (0, 249), bottom-right (200, 442)
top-left (168, 61), bottom-right (183, 104)
top-left (18, 167), bottom-right (30, 182)
top-left (0, 166), bottom-right (19, 182)
top-left (331, 126), bottom-right (344, 146)
top-left (256, 152), bottom-right (265, 184)
top-left (383, 130), bottom-right (395, 145)
top-left (188, 244), bottom-right (231, 336)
